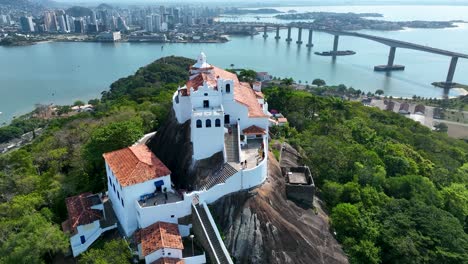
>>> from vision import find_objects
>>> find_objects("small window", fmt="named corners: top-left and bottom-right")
top-left (113, 184), bottom-right (115, 192)
top-left (215, 119), bottom-right (221, 127)
top-left (204, 93), bottom-right (208, 96)
top-left (171, 215), bottom-right (175, 218)
top-left (117, 191), bottom-right (120, 200)
top-left (108, 176), bottom-right (111, 185)
top-left (203, 100), bottom-right (209, 108)
top-left (80, 235), bottom-right (86, 244)
top-left (121, 198), bottom-right (124, 207)
top-left (168, 252), bottom-right (172, 256)
top-left (206, 119), bottom-right (212, 128)
top-left (226, 83), bottom-right (231, 93)
top-left (196, 119), bottom-right (202, 128)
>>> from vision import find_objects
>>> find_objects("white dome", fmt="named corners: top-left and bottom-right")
top-left (192, 52), bottom-right (211, 69)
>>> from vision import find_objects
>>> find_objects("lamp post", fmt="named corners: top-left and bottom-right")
top-left (190, 234), bottom-right (195, 256)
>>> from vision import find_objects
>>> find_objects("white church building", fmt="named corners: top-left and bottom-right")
top-left (173, 52), bottom-right (270, 160)
top-left (64, 53), bottom-right (271, 263)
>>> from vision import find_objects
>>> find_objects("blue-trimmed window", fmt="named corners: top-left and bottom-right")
top-left (206, 119), bottom-right (212, 128)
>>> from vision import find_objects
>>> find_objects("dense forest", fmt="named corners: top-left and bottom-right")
top-left (0, 56), bottom-right (467, 263)
top-left (265, 86), bottom-right (468, 263)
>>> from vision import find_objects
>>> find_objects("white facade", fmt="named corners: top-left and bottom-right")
top-left (173, 52), bottom-right (269, 161)
top-left (105, 161), bottom-right (172, 236)
top-left (141, 247), bottom-right (183, 263)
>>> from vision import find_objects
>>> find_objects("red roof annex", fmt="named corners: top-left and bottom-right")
top-left (103, 145), bottom-right (171, 187)
top-left (134, 222), bottom-right (184, 256)
top-left (242, 125), bottom-right (267, 135)
top-left (63, 193), bottom-right (103, 234)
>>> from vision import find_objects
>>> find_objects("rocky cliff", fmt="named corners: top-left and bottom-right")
top-left (210, 150), bottom-right (348, 264)
top-left (148, 112), bottom-right (347, 263)
top-left (147, 110), bottom-right (225, 190)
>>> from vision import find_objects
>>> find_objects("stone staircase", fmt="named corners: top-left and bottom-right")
top-left (196, 204), bottom-right (232, 264)
top-left (224, 126), bottom-right (240, 163)
top-left (200, 163), bottom-right (238, 191)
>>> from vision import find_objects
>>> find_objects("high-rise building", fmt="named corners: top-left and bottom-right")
top-left (74, 19), bottom-right (85, 34)
top-left (116, 16), bottom-right (129, 31)
top-left (90, 11), bottom-right (99, 31)
top-left (144, 15), bottom-right (153, 32)
top-left (173, 8), bottom-right (181, 24)
top-left (20, 16), bottom-right (35, 32)
top-left (58, 14), bottom-right (70, 33)
top-left (152, 14), bottom-right (161, 32)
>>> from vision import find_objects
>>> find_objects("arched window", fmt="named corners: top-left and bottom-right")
top-left (225, 83), bottom-right (231, 93)
top-left (206, 119), bottom-right (212, 128)
top-left (215, 119), bottom-right (221, 127)
top-left (196, 119), bottom-right (202, 128)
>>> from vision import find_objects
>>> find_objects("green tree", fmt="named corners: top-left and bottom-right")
top-left (331, 203), bottom-right (362, 240)
top-left (441, 183), bottom-right (468, 228)
top-left (312, 78), bottom-right (326, 87)
top-left (375, 89), bottom-right (384, 96)
top-left (79, 239), bottom-right (131, 264)
top-left (238, 69), bottom-right (257, 83)
top-left (74, 100), bottom-right (85, 106)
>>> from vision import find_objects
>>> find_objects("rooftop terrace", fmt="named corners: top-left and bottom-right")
top-left (138, 192), bottom-right (183, 208)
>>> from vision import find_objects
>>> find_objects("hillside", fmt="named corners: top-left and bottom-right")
top-left (0, 56), bottom-right (466, 263)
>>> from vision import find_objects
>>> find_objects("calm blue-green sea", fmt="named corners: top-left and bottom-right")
top-left (1, 5), bottom-right (468, 124)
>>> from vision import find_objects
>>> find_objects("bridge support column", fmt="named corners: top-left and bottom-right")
top-left (275, 26), bottom-right (281, 39)
top-left (263, 25), bottom-right (268, 38)
top-left (446, 56), bottom-right (458, 86)
top-left (306, 29), bottom-right (314, 48)
top-left (286, 26), bottom-right (292, 42)
top-left (333, 35), bottom-right (339, 52)
top-left (374, 46), bottom-right (405, 71)
top-left (296, 27), bottom-right (303, 44)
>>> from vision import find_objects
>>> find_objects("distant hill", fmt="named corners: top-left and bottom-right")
top-left (66, 6), bottom-right (92, 17)
top-left (96, 3), bottom-right (113, 9)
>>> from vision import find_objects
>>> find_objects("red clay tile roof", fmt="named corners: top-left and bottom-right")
top-left (151, 258), bottom-right (185, 264)
top-left (236, 82), bottom-right (267, 118)
top-left (103, 145), bottom-right (171, 187)
top-left (242, 125), bottom-right (267, 135)
top-left (63, 193), bottom-right (103, 233)
top-left (181, 66), bottom-right (267, 118)
top-left (135, 222), bottom-right (184, 256)
top-left (277, 117), bottom-right (288, 123)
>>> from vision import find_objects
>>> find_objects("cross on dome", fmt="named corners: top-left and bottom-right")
top-left (192, 52), bottom-right (211, 69)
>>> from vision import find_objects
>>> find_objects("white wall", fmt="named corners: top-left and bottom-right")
top-left (122, 175), bottom-right (172, 236)
top-left (145, 248), bottom-right (183, 264)
top-left (183, 253), bottom-right (207, 264)
top-left (70, 220), bottom-right (101, 257)
top-left (106, 161), bottom-right (173, 236)
top-left (190, 84), bottom-right (222, 109)
top-left (191, 113), bottom-right (225, 160)
top-left (173, 91), bottom-right (192, 124)
top-left (178, 224), bottom-right (192, 237)
top-left (136, 198), bottom-right (192, 229)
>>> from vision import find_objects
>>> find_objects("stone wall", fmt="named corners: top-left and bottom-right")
top-left (285, 184), bottom-right (315, 207)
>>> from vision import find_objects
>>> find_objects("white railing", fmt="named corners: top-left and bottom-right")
top-left (192, 203), bottom-right (221, 264)
top-left (202, 202), bottom-right (234, 264)
top-left (236, 122), bottom-right (242, 162)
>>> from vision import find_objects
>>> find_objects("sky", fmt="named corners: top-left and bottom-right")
top-left (50, 0), bottom-right (468, 4)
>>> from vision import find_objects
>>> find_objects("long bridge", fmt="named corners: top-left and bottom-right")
top-left (221, 23), bottom-right (467, 94)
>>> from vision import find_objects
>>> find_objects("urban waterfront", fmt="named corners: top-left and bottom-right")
top-left (1, 5), bottom-right (468, 123)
